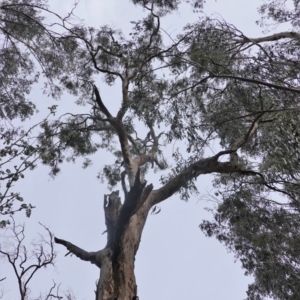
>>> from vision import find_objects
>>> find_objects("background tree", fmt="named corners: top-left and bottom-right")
top-left (0, 0), bottom-right (79, 226)
top-left (0, 218), bottom-right (63, 299)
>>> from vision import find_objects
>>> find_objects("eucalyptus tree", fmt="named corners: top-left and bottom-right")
top-left (30, 0), bottom-right (300, 299)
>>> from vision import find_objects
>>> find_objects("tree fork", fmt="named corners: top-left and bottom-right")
top-left (55, 150), bottom-right (259, 299)
top-left (55, 174), bottom-right (153, 300)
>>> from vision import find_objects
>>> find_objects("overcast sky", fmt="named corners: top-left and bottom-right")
top-left (0, 1), bottom-right (280, 299)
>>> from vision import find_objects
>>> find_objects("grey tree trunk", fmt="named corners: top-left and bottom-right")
top-left (55, 174), bottom-right (153, 300)
top-left (96, 188), bottom-right (150, 300)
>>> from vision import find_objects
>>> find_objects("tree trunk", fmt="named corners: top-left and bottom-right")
top-left (96, 212), bottom-right (149, 300)
top-left (96, 178), bottom-right (152, 300)
top-left (54, 178), bottom-right (153, 300)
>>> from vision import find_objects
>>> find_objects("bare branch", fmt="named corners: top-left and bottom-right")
top-left (121, 171), bottom-right (128, 199)
top-left (127, 134), bottom-right (142, 155)
top-left (54, 237), bottom-right (102, 268)
top-left (116, 121), bottom-right (133, 169)
top-left (229, 111), bottom-right (266, 165)
top-left (44, 281), bottom-right (63, 300)
top-left (93, 84), bottom-right (135, 185)
top-left (152, 149), bottom-right (255, 206)
top-left (63, 29), bottom-right (125, 81)
top-left (214, 74), bottom-right (300, 93)
top-left (89, 48), bottom-right (123, 80)
top-left (144, 3), bottom-right (160, 52)
top-left (132, 127), bottom-right (163, 168)
top-left (182, 58), bottom-right (300, 94)
top-left (152, 155), bottom-right (216, 205)
top-left (0, 220), bottom-right (56, 299)
top-left (95, 43), bottom-right (123, 58)
top-left (93, 85), bottom-right (113, 120)
top-left (236, 31), bottom-right (300, 44)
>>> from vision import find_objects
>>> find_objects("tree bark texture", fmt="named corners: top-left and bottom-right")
top-left (97, 177), bottom-right (152, 300)
top-left (55, 173), bottom-right (154, 300)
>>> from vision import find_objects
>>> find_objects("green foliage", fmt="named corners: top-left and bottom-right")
top-left (258, 0), bottom-right (300, 28)
top-left (0, 125), bottom-right (38, 227)
top-left (130, 0), bottom-right (204, 14)
top-left (200, 184), bottom-right (300, 299)
top-left (0, 0), bottom-right (79, 224)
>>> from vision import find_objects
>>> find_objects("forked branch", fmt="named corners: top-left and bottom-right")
top-left (229, 112), bottom-right (265, 165)
top-left (152, 111), bottom-right (272, 206)
top-left (132, 126), bottom-right (164, 168)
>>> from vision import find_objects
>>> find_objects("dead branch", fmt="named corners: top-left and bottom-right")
top-left (53, 237), bottom-right (102, 268)
top-left (0, 219), bottom-right (56, 300)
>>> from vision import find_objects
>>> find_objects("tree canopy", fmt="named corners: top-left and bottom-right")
top-left (1, 0), bottom-right (300, 299)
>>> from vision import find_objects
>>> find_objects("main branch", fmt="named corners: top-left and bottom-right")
top-left (236, 31), bottom-right (300, 44)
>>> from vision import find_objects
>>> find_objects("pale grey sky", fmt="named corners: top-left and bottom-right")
top-left (1, 1), bottom-right (275, 299)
